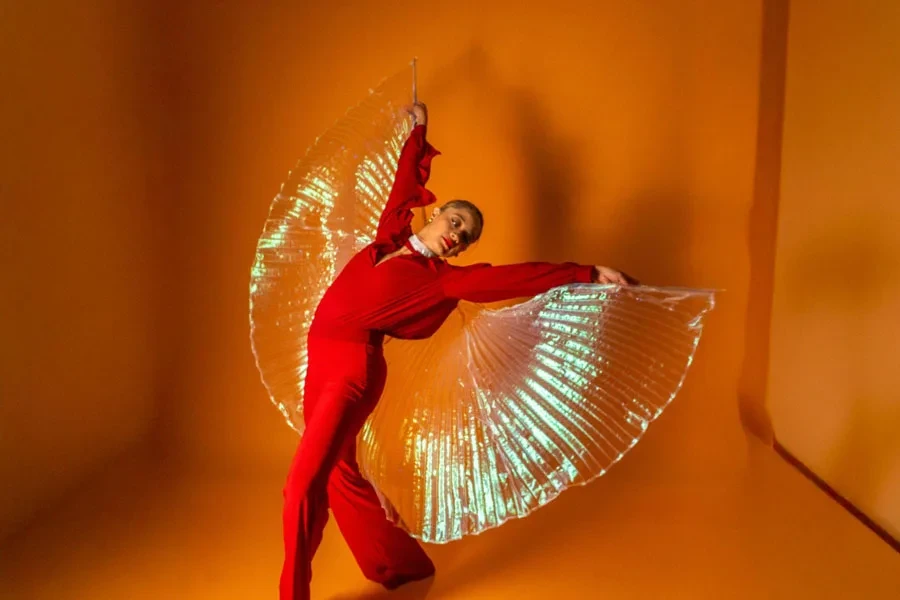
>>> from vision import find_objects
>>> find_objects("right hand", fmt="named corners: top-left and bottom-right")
top-left (409, 102), bottom-right (427, 126)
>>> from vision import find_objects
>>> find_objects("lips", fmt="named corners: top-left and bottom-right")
top-left (441, 236), bottom-right (454, 252)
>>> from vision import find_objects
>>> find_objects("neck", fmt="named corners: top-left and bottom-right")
top-left (407, 234), bottom-right (436, 258)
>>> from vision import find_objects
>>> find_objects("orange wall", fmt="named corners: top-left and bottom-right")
top-left (0, 3), bottom-right (163, 537)
top-left (152, 0), bottom-right (764, 475)
top-left (2, 1), bottom-right (772, 541)
top-left (768, 0), bottom-right (900, 538)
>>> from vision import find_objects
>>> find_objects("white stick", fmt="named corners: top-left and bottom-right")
top-left (412, 56), bottom-right (418, 105)
top-left (411, 57), bottom-right (426, 227)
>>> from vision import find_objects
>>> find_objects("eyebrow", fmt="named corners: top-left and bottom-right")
top-left (452, 212), bottom-right (472, 229)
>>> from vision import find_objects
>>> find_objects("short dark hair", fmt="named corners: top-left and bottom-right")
top-left (440, 199), bottom-right (484, 242)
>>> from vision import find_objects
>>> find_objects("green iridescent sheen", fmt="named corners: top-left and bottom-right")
top-left (249, 65), bottom-right (716, 544)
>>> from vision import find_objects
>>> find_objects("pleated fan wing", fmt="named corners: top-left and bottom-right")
top-left (249, 66), bottom-right (414, 434)
top-left (358, 284), bottom-right (716, 543)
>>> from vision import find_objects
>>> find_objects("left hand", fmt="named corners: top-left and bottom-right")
top-left (593, 265), bottom-right (638, 286)
top-left (408, 102), bottom-right (427, 126)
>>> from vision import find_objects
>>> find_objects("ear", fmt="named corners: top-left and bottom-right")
top-left (430, 206), bottom-right (441, 218)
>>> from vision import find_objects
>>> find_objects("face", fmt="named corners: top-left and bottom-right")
top-left (417, 206), bottom-right (478, 258)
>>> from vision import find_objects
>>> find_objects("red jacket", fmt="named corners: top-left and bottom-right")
top-left (309, 125), bottom-right (595, 343)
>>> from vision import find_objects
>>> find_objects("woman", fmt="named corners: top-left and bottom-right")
top-left (280, 101), bottom-right (633, 599)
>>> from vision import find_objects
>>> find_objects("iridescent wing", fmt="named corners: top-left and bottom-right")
top-left (251, 64), bottom-right (717, 545)
top-left (358, 284), bottom-right (716, 543)
top-left (249, 66), bottom-right (414, 434)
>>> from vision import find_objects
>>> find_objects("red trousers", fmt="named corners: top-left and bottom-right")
top-left (279, 337), bottom-right (435, 600)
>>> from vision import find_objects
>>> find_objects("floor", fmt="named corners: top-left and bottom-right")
top-left (2, 436), bottom-right (898, 600)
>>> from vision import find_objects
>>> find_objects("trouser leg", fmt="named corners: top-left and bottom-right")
top-left (327, 441), bottom-right (435, 589)
top-left (279, 382), bottom-right (360, 600)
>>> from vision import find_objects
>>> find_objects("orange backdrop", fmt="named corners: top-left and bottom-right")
top-left (768, 0), bottom-right (900, 539)
top-left (152, 0), bottom-right (764, 476)
top-left (2, 0), bottom-right (770, 536)
top-left (0, 1), bottom-right (164, 538)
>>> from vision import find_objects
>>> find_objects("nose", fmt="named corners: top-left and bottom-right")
top-left (450, 232), bottom-right (459, 243)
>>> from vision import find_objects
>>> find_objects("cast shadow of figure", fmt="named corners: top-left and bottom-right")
top-left (426, 44), bottom-right (584, 263)
top-left (513, 86), bottom-right (583, 262)
top-left (326, 577), bottom-right (434, 600)
top-left (395, 44), bottom-right (697, 600)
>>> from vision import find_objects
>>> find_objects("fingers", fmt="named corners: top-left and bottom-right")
top-left (408, 103), bottom-right (428, 126)
top-left (406, 102), bottom-right (427, 118)
top-left (595, 271), bottom-right (638, 286)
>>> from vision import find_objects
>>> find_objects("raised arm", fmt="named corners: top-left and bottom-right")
top-left (375, 108), bottom-right (441, 245)
top-left (440, 261), bottom-right (597, 303)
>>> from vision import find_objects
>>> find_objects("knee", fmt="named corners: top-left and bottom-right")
top-left (377, 560), bottom-right (436, 590)
top-left (359, 550), bottom-right (435, 588)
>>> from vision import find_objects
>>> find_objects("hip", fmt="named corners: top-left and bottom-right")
top-left (304, 336), bottom-right (387, 415)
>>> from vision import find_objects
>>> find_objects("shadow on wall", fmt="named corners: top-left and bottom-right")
top-left (426, 44), bottom-right (694, 285)
top-left (737, 0), bottom-right (789, 444)
top-left (405, 42), bottom-right (698, 597)
top-left (511, 84), bottom-right (583, 264)
top-left (425, 44), bottom-right (584, 263)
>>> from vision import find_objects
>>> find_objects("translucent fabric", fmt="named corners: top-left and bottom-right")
top-left (250, 65), bottom-right (415, 434)
top-left (250, 64), bottom-right (717, 543)
top-left (363, 285), bottom-right (714, 543)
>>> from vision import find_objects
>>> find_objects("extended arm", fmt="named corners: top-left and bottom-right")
top-left (440, 261), bottom-right (597, 303)
top-left (375, 115), bottom-right (441, 244)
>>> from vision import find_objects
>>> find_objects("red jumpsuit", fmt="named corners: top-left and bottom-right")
top-left (280, 124), bottom-right (595, 599)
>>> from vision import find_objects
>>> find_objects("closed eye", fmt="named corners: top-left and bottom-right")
top-left (451, 217), bottom-right (470, 244)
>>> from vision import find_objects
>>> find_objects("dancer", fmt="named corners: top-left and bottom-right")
top-left (279, 101), bottom-right (634, 599)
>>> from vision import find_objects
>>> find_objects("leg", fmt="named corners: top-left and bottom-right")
top-left (280, 380), bottom-right (363, 600)
top-left (327, 441), bottom-right (435, 590)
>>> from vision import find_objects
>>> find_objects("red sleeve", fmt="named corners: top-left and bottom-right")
top-left (375, 124), bottom-right (441, 245)
top-left (440, 262), bottom-right (596, 303)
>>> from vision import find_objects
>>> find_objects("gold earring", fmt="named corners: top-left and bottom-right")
top-left (427, 218), bottom-right (433, 224)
